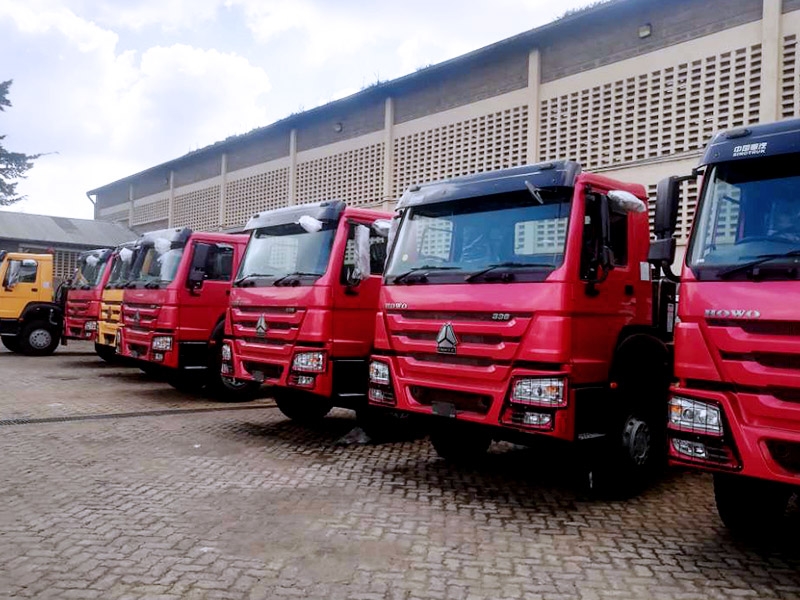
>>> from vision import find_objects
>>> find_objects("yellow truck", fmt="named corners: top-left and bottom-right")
top-left (95, 243), bottom-right (136, 362)
top-left (0, 251), bottom-right (63, 355)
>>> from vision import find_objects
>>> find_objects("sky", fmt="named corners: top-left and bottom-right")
top-left (0, 0), bottom-right (597, 220)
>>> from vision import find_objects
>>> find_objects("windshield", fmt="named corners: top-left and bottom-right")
top-left (75, 254), bottom-right (109, 288)
top-left (385, 189), bottom-right (572, 284)
top-left (128, 244), bottom-right (185, 285)
top-left (687, 153), bottom-right (800, 280)
top-left (105, 248), bottom-right (136, 288)
top-left (236, 222), bottom-right (337, 285)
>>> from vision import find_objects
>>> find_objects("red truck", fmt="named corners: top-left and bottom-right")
top-left (368, 161), bottom-right (676, 488)
top-left (653, 118), bottom-right (800, 534)
top-left (62, 248), bottom-right (112, 344)
top-left (221, 200), bottom-right (391, 422)
top-left (116, 227), bottom-right (251, 398)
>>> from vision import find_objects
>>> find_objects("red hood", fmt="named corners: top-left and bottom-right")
top-left (229, 285), bottom-right (332, 345)
top-left (677, 279), bottom-right (800, 390)
top-left (376, 282), bottom-right (574, 386)
top-left (122, 288), bottom-right (175, 330)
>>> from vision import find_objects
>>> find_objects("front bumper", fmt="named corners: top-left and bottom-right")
top-left (667, 385), bottom-right (800, 487)
top-left (227, 337), bottom-right (334, 398)
top-left (63, 315), bottom-right (97, 342)
top-left (118, 327), bottom-right (179, 369)
top-left (368, 354), bottom-right (574, 441)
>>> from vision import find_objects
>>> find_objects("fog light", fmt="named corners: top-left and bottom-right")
top-left (221, 342), bottom-right (232, 361)
top-left (292, 351), bottom-right (325, 372)
top-left (114, 330), bottom-right (122, 351)
top-left (511, 377), bottom-right (565, 406)
top-left (672, 438), bottom-right (708, 459)
top-left (668, 396), bottom-right (722, 435)
top-left (369, 360), bottom-right (390, 385)
top-left (295, 375), bottom-right (314, 386)
top-left (84, 321), bottom-right (98, 332)
top-left (523, 412), bottom-right (552, 427)
top-left (151, 336), bottom-right (173, 352)
top-left (153, 352), bottom-right (164, 362)
top-left (221, 363), bottom-right (232, 375)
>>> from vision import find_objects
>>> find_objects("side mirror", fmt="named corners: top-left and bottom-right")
top-left (348, 224), bottom-right (371, 288)
top-left (648, 176), bottom-right (683, 265)
top-left (188, 243), bottom-right (211, 290)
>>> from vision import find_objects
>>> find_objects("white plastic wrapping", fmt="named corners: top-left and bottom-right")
top-left (153, 237), bottom-right (172, 255)
top-left (119, 247), bottom-right (134, 263)
top-left (608, 190), bottom-right (647, 214)
top-left (298, 215), bottom-right (323, 233)
top-left (85, 254), bottom-right (99, 266)
top-left (353, 224), bottom-right (371, 282)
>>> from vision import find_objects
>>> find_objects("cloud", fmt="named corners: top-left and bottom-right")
top-left (0, 0), bottom-right (272, 216)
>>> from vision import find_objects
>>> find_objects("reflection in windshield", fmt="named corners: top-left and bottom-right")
top-left (236, 223), bottom-right (336, 282)
top-left (688, 153), bottom-right (800, 279)
top-left (106, 249), bottom-right (136, 288)
top-left (128, 245), bottom-right (184, 284)
top-left (75, 254), bottom-right (109, 288)
top-left (385, 189), bottom-right (571, 284)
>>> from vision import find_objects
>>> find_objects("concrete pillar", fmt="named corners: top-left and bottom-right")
top-left (760, 0), bottom-right (782, 123)
top-left (128, 184), bottom-right (134, 227)
top-left (219, 153), bottom-right (228, 230)
top-left (288, 129), bottom-right (298, 206)
top-left (383, 97), bottom-right (395, 210)
top-left (167, 171), bottom-right (175, 227)
top-left (527, 48), bottom-right (541, 164)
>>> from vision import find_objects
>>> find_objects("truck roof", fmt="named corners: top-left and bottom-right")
top-left (701, 118), bottom-right (800, 166)
top-left (244, 200), bottom-right (346, 231)
top-left (396, 160), bottom-right (582, 209)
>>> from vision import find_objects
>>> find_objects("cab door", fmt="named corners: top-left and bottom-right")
top-left (178, 242), bottom-right (236, 342)
top-left (0, 258), bottom-right (40, 321)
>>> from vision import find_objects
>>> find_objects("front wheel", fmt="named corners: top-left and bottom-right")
top-left (714, 474), bottom-right (793, 537)
top-left (167, 370), bottom-right (209, 394)
top-left (95, 342), bottom-right (118, 363)
top-left (429, 422), bottom-right (492, 463)
top-left (1, 335), bottom-right (21, 353)
top-left (274, 390), bottom-right (332, 423)
top-left (20, 321), bottom-right (60, 356)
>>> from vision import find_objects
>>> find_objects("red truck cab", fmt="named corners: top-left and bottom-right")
top-left (369, 161), bottom-right (675, 488)
top-left (222, 200), bottom-right (390, 421)
top-left (63, 248), bottom-right (112, 343)
top-left (117, 227), bottom-right (250, 397)
top-left (653, 118), bottom-right (800, 534)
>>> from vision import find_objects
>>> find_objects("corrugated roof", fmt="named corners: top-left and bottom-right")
top-left (0, 211), bottom-right (137, 247)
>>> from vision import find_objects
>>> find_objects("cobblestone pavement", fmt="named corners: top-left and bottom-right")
top-left (1, 345), bottom-right (800, 600)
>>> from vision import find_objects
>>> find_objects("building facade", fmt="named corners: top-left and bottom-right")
top-left (88, 0), bottom-right (800, 262)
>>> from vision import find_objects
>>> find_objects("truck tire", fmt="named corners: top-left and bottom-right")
top-left (274, 390), bottom-right (332, 423)
top-left (206, 331), bottom-right (260, 402)
top-left (429, 422), bottom-right (491, 463)
top-left (714, 474), bottom-right (793, 536)
top-left (1, 335), bottom-right (21, 353)
top-left (94, 342), bottom-right (118, 363)
top-left (19, 321), bottom-right (60, 356)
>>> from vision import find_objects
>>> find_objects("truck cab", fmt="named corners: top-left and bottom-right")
top-left (369, 161), bottom-right (674, 487)
top-left (63, 248), bottom-right (112, 343)
top-left (653, 118), bottom-right (800, 534)
top-left (222, 200), bottom-right (390, 421)
top-left (0, 251), bottom-right (62, 355)
top-left (117, 227), bottom-right (249, 397)
top-left (95, 243), bottom-right (137, 362)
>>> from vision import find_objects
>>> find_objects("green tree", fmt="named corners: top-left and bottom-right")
top-left (1, 80), bottom-right (39, 206)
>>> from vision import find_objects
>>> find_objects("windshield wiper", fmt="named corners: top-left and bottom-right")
top-left (234, 273), bottom-right (275, 287)
top-left (464, 262), bottom-right (554, 283)
top-left (144, 280), bottom-right (169, 289)
top-left (719, 250), bottom-right (800, 279)
top-left (392, 265), bottom-right (459, 284)
top-left (272, 272), bottom-right (321, 286)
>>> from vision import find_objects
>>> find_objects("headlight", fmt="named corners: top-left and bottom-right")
top-left (511, 377), bottom-right (565, 406)
top-left (84, 321), bottom-right (98, 332)
top-left (292, 351), bottom-right (325, 372)
top-left (369, 360), bottom-right (390, 385)
top-left (668, 396), bottom-right (723, 435)
top-left (151, 336), bottom-right (173, 352)
top-left (221, 342), bottom-right (232, 361)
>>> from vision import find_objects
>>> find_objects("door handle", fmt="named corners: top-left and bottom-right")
top-left (31, 288), bottom-right (38, 292)
top-left (624, 284), bottom-right (634, 296)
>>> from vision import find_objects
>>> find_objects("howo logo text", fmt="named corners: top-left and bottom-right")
top-left (704, 309), bottom-right (762, 319)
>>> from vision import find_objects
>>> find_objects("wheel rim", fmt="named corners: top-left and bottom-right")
top-left (29, 328), bottom-right (52, 350)
top-left (622, 416), bottom-right (651, 466)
